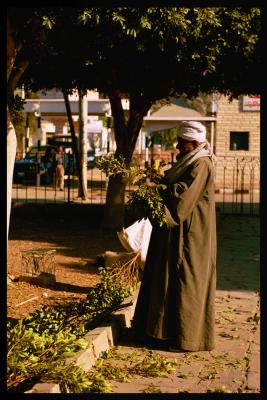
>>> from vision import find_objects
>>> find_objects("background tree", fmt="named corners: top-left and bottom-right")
top-left (7, 8), bottom-right (57, 283)
top-left (7, 8), bottom-right (88, 206)
top-left (7, 8), bottom-right (56, 112)
top-left (16, 7), bottom-right (261, 229)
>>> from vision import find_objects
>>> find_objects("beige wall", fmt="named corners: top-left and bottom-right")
top-left (214, 95), bottom-right (260, 191)
top-left (215, 95), bottom-right (260, 157)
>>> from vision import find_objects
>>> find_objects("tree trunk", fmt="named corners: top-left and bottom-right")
top-left (62, 89), bottom-right (87, 199)
top-left (7, 118), bottom-right (17, 250)
top-left (104, 174), bottom-right (127, 229)
top-left (78, 91), bottom-right (88, 199)
top-left (7, 16), bottom-right (22, 283)
top-left (103, 90), bottom-right (151, 229)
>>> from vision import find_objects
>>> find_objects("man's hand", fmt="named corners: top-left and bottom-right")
top-left (145, 178), bottom-right (167, 190)
top-left (145, 177), bottom-right (157, 187)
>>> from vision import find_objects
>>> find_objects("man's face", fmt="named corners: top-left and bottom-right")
top-left (176, 138), bottom-right (194, 156)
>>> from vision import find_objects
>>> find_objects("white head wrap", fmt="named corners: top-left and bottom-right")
top-left (178, 121), bottom-right (206, 142)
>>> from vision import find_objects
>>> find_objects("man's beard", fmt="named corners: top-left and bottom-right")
top-left (176, 149), bottom-right (187, 159)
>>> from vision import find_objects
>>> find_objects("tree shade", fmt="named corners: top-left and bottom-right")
top-left (8, 7), bottom-right (261, 227)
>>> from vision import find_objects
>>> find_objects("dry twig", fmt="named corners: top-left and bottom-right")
top-left (109, 251), bottom-right (141, 288)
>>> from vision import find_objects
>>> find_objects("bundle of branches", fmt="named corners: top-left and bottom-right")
top-left (126, 184), bottom-right (167, 226)
top-left (96, 153), bottom-right (136, 178)
top-left (97, 154), bottom-right (167, 226)
top-left (107, 251), bottom-right (142, 289)
top-left (126, 163), bottom-right (168, 226)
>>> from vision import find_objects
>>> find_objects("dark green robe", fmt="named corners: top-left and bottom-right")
top-left (132, 157), bottom-right (217, 351)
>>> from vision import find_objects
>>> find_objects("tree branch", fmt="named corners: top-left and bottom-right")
top-left (7, 15), bottom-right (22, 81)
top-left (126, 93), bottom-right (152, 156)
top-left (8, 59), bottom-right (30, 94)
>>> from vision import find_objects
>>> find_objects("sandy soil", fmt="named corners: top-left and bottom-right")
top-left (7, 215), bottom-right (125, 321)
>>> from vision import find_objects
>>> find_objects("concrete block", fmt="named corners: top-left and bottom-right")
top-left (124, 307), bottom-right (134, 327)
top-left (25, 382), bottom-right (60, 393)
top-left (111, 312), bottom-right (128, 327)
top-left (85, 327), bottom-right (110, 358)
top-left (113, 306), bottom-right (132, 328)
top-left (112, 287), bottom-right (139, 328)
top-left (100, 321), bottom-right (120, 346)
top-left (66, 347), bottom-right (96, 372)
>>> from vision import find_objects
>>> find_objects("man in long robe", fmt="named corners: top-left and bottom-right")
top-left (132, 121), bottom-right (217, 352)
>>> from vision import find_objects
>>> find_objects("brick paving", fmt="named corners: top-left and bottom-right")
top-left (98, 214), bottom-right (260, 394)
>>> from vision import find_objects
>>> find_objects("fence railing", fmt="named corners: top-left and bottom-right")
top-left (214, 156), bottom-right (260, 215)
top-left (12, 152), bottom-right (260, 216)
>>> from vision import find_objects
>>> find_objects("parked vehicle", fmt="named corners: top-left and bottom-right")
top-left (13, 145), bottom-right (57, 184)
top-left (48, 136), bottom-right (96, 170)
top-left (87, 149), bottom-right (96, 169)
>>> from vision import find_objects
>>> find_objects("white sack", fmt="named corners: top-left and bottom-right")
top-left (117, 217), bottom-right (152, 264)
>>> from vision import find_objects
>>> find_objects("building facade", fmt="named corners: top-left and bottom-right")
top-left (214, 95), bottom-right (260, 192)
top-left (21, 90), bottom-right (260, 193)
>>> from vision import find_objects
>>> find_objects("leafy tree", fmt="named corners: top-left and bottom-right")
top-left (7, 8), bottom-right (58, 283)
top-left (17, 7), bottom-right (261, 228)
top-left (152, 128), bottom-right (178, 151)
top-left (7, 8), bottom-right (87, 204)
top-left (7, 8), bottom-right (56, 115)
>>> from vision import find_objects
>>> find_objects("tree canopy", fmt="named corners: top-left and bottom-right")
top-left (7, 7), bottom-right (57, 122)
top-left (21, 7), bottom-right (261, 154)
top-left (8, 6), bottom-right (261, 227)
top-left (22, 7), bottom-right (261, 99)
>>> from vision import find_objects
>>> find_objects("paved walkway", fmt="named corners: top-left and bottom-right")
top-left (96, 214), bottom-right (260, 394)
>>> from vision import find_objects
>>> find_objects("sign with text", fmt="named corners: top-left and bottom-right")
top-left (87, 120), bottom-right (103, 132)
top-left (242, 95), bottom-right (260, 111)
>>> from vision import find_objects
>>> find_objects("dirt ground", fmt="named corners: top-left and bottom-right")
top-left (7, 209), bottom-right (125, 321)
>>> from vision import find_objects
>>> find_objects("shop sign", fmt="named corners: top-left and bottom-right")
top-left (87, 120), bottom-right (103, 132)
top-left (242, 95), bottom-right (260, 111)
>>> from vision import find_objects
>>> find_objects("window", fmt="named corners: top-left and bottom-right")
top-left (230, 131), bottom-right (249, 151)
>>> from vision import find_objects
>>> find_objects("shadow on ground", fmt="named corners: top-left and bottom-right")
top-left (10, 204), bottom-right (260, 293)
top-left (9, 203), bottom-right (125, 273)
top-left (18, 275), bottom-right (94, 294)
top-left (216, 214), bottom-right (260, 292)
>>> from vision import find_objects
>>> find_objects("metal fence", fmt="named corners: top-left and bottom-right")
top-left (12, 152), bottom-right (260, 216)
top-left (214, 156), bottom-right (260, 215)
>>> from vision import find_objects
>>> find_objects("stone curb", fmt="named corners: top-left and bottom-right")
top-left (24, 285), bottom-right (140, 394)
